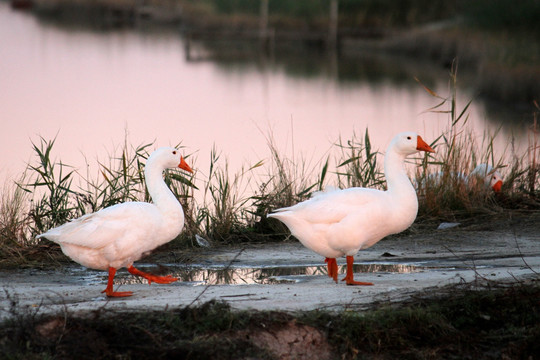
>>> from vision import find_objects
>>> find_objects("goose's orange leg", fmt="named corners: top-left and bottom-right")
top-left (341, 256), bottom-right (373, 286)
top-left (127, 265), bottom-right (178, 285)
top-left (325, 258), bottom-right (338, 283)
top-left (102, 267), bottom-right (133, 297)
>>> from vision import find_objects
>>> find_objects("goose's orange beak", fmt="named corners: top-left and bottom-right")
top-left (416, 136), bottom-right (435, 153)
top-left (178, 156), bottom-right (193, 173)
top-left (493, 180), bottom-right (503, 192)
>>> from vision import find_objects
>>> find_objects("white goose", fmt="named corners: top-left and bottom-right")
top-left (268, 132), bottom-right (434, 285)
top-left (419, 163), bottom-right (503, 192)
top-left (468, 163), bottom-right (503, 192)
top-left (37, 147), bottom-right (193, 297)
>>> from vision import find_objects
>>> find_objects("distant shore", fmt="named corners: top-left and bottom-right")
top-left (10, 0), bottom-right (540, 107)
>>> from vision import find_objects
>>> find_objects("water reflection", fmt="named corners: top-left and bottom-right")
top-left (86, 263), bottom-right (422, 286)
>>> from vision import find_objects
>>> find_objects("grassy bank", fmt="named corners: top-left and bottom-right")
top-left (1, 281), bottom-right (539, 359)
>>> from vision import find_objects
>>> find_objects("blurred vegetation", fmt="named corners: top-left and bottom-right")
top-left (177, 0), bottom-right (539, 104)
top-left (33, 0), bottom-right (540, 34)
top-left (179, 0), bottom-right (539, 34)
top-left (27, 0), bottom-right (539, 104)
top-left (462, 0), bottom-right (540, 35)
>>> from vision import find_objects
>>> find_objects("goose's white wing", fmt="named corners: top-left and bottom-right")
top-left (38, 202), bottom-right (158, 250)
top-left (270, 187), bottom-right (386, 225)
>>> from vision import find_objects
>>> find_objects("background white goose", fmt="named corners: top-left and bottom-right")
top-left (37, 147), bottom-right (193, 297)
top-left (468, 163), bottom-right (503, 192)
top-left (268, 132), bottom-right (434, 285)
top-left (419, 163), bottom-right (503, 192)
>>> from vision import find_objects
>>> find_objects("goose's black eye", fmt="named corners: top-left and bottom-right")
top-left (172, 150), bottom-right (177, 155)
top-left (407, 136), bottom-right (412, 140)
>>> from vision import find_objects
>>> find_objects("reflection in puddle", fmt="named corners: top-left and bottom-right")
top-left (81, 263), bottom-right (422, 287)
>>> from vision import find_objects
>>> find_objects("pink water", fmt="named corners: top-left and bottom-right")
top-left (0, 3), bottom-right (529, 191)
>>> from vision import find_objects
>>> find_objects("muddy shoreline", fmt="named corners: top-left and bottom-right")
top-left (2, 212), bottom-right (538, 317)
top-left (1, 212), bottom-right (538, 359)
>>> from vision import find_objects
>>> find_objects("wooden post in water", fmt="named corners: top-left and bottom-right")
top-left (259, 0), bottom-right (272, 53)
top-left (260, 0), bottom-right (269, 39)
top-left (328, 0), bottom-right (338, 48)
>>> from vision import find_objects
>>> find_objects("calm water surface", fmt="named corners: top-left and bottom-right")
top-left (0, 3), bottom-right (530, 189)
top-left (68, 262), bottom-right (423, 286)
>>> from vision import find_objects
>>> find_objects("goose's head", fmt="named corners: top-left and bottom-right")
top-left (471, 164), bottom-right (503, 192)
top-left (148, 147), bottom-right (193, 173)
top-left (490, 171), bottom-right (503, 192)
top-left (390, 132), bottom-right (435, 156)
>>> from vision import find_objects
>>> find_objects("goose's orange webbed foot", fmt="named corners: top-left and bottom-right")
top-left (128, 265), bottom-right (178, 285)
top-left (101, 288), bottom-right (133, 297)
top-left (341, 256), bottom-right (373, 286)
top-left (102, 267), bottom-right (133, 297)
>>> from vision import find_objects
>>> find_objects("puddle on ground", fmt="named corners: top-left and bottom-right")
top-left (76, 263), bottom-right (424, 287)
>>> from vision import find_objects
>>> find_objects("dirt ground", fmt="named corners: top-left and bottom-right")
top-left (1, 211), bottom-right (538, 318)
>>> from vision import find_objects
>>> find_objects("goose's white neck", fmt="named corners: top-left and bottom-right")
top-left (145, 159), bottom-right (184, 217)
top-left (384, 147), bottom-right (417, 205)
